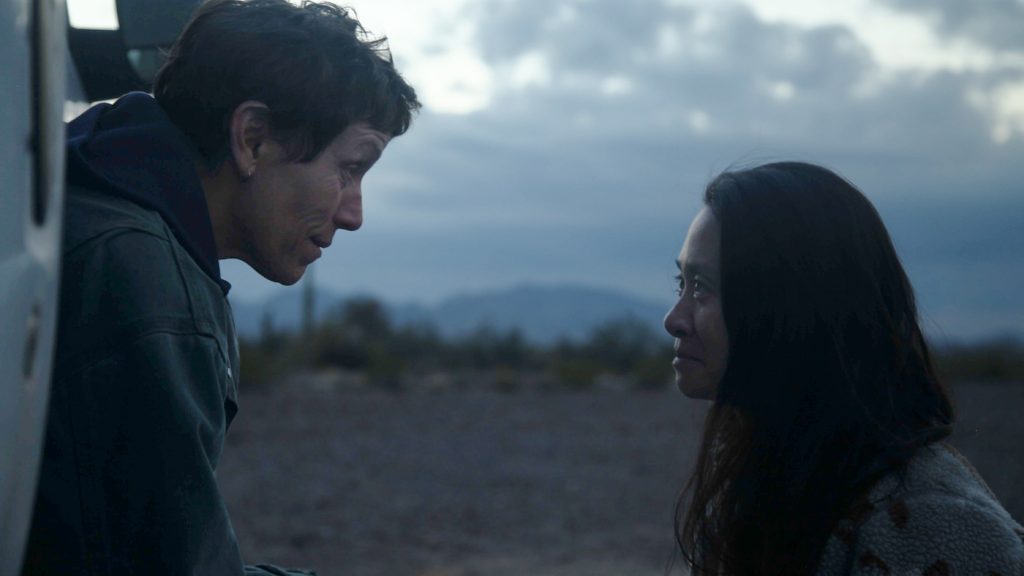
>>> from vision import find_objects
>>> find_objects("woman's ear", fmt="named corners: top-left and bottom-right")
top-left (229, 100), bottom-right (271, 180)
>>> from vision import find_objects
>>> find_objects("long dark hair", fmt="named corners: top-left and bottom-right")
top-left (676, 162), bottom-right (954, 575)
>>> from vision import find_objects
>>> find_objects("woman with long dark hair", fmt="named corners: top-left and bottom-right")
top-left (664, 162), bottom-right (1023, 575)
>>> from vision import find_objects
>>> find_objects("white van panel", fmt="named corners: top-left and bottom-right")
top-left (0, 0), bottom-right (66, 572)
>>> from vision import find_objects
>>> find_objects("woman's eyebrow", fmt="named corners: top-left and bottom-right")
top-left (356, 140), bottom-right (384, 158)
top-left (342, 141), bottom-right (383, 164)
top-left (678, 260), bottom-right (717, 279)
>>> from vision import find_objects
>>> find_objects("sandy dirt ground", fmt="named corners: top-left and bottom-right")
top-left (217, 382), bottom-right (1024, 576)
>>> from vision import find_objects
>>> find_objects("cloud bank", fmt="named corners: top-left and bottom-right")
top-left (224, 0), bottom-right (1024, 341)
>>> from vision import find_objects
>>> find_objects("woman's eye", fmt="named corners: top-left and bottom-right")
top-left (674, 274), bottom-right (711, 298)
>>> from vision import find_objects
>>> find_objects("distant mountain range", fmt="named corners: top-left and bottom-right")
top-left (228, 283), bottom-right (670, 344)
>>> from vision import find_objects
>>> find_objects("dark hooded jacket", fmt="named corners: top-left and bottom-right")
top-left (23, 93), bottom-right (311, 576)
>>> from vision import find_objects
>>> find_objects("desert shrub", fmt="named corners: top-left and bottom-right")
top-left (336, 297), bottom-right (392, 341)
top-left (237, 337), bottom-right (296, 389)
top-left (582, 316), bottom-right (662, 373)
top-left (385, 322), bottom-right (449, 372)
top-left (449, 325), bottom-right (534, 370)
top-left (632, 353), bottom-right (674, 391)
top-left (552, 357), bottom-right (601, 390)
top-left (494, 366), bottom-right (522, 393)
top-left (237, 295), bottom-right (688, 393)
top-left (309, 326), bottom-right (369, 370)
top-left (367, 342), bottom-right (405, 390)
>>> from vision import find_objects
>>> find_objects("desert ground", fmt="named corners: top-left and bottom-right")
top-left (218, 381), bottom-right (1024, 576)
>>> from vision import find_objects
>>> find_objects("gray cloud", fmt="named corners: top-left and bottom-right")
top-left (472, 0), bottom-right (693, 70)
top-left (466, 1), bottom-right (1003, 157)
top-left (880, 0), bottom-right (1024, 51)
top-left (225, 0), bottom-right (1024, 341)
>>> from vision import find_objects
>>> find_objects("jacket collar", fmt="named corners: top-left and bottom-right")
top-left (66, 92), bottom-right (231, 294)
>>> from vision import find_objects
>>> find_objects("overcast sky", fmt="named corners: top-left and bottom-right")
top-left (72, 0), bottom-right (1024, 341)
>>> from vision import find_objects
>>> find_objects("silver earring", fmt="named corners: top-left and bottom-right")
top-left (247, 166), bottom-right (255, 179)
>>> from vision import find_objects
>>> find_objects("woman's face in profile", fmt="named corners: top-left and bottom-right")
top-left (664, 207), bottom-right (729, 400)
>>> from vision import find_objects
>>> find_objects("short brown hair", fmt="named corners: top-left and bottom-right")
top-left (153, 0), bottom-right (420, 169)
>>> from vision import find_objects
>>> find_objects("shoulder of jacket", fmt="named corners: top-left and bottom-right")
top-left (844, 489), bottom-right (1024, 573)
top-left (826, 459), bottom-right (1024, 576)
top-left (819, 444), bottom-right (1024, 576)
top-left (63, 185), bottom-right (172, 255)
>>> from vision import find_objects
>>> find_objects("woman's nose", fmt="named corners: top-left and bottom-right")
top-left (663, 297), bottom-right (692, 338)
top-left (335, 182), bottom-right (363, 231)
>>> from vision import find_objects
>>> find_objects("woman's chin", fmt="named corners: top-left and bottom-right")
top-left (676, 376), bottom-right (715, 401)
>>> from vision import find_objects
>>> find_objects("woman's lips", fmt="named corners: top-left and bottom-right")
top-left (673, 352), bottom-right (704, 367)
top-left (310, 236), bottom-right (332, 249)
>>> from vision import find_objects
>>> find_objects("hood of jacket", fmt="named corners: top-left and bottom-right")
top-left (66, 92), bottom-right (230, 293)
